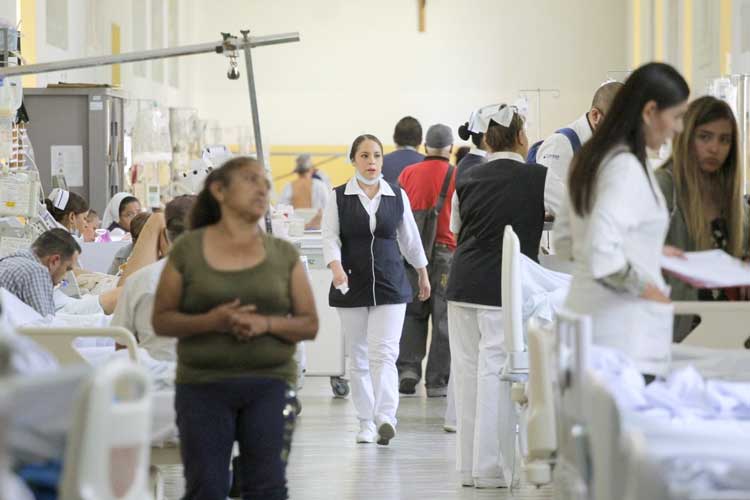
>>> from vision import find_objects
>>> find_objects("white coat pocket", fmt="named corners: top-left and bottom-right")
top-left (634, 300), bottom-right (674, 376)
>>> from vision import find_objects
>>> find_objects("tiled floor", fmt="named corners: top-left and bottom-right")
top-left (286, 377), bottom-right (553, 500)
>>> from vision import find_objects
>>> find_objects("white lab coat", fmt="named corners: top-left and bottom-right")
top-left (555, 146), bottom-right (673, 376)
top-left (536, 114), bottom-right (593, 216)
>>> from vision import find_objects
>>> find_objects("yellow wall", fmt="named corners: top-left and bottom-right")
top-left (111, 24), bottom-right (122, 86)
top-left (632, 0), bottom-right (642, 68)
top-left (268, 145), bottom-right (354, 195)
top-left (683, 0), bottom-right (693, 85)
top-left (264, 145), bottom-right (397, 195)
top-left (654, 0), bottom-right (665, 61)
top-left (19, 0), bottom-right (36, 88)
top-left (720, 0), bottom-right (732, 75)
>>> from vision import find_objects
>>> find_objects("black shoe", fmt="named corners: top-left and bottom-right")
top-left (426, 386), bottom-right (448, 398)
top-left (399, 377), bottom-right (418, 395)
top-left (228, 456), bottom-right (241, 499)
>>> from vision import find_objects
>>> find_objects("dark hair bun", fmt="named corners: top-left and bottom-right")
top-left (457, 123), bottom-right (471, 141)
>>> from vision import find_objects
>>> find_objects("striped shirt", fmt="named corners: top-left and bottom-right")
top-left (0, 249), bottom-right (55, 317)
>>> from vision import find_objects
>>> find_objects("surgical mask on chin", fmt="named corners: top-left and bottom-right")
top-left (355, 171), bottom-right (382, 186)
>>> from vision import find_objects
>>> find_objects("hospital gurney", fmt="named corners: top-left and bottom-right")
top-left (7, 360), bottom-right (154, 500)
top-left (60, 360), bottom-right (154, 500)
top-left (534, 310), bottom-right (750, 500)
top-left (524, 310), bottom-right (603, 497)
top-left (587, 360), bottom-right (750, 500)
top-left (675, 301), bottom-right (750, 349)
top-left (16, 326), bottom-right (180, 500)
top-left (17, 326), bottom-right (139, 365)
top-left (500, 226), bottom-right (572, 487)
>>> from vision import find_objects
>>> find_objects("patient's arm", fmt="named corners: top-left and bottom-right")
top-left (305, 210), bottom-right (323, 230)
top-left (98, 287), bottom-right (122, 315)
top-left (117, 213), bottom-right (165, 286)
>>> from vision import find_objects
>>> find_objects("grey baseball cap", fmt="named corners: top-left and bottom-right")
top-left (294, 153), bottom-right (313, 173)
top-left (425, 124), bottom-right (453, 149)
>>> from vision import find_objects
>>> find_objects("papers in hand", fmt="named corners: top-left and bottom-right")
top-left (661, 249), bottom-right (750, 288)
top-left (336, 283), bottom-right (349, 295)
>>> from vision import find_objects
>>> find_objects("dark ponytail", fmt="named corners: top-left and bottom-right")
top-left (457, 122), bottom-right (483, 148)
top-left (44, 192), bottom-right (89, 224)
top-left (189, 156), bottom-right (261, 230)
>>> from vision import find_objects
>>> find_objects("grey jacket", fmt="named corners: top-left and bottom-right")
top-left (655, 163), bottom-right (749, 296)
top-left (655, 163), bottom-right (749, 341)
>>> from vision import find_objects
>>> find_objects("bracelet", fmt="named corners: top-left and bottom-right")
top-left (266, 315), bottom-right (272, 334)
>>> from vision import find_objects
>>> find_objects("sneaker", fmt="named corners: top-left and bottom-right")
top-left (426, 386), bottom-right (448, 398)
top-left (443, 423), bottom-right (457, 433)
top-left (376, 421), bottom-right (396, 445)
top-left (399, 376), bottom-right (418, 395)
top-left (474, 477), bottom-right (508, 489)
top-left (460, 472), bottom-right (474, 487)
top-left (356, 421), bottom-right (377, 444)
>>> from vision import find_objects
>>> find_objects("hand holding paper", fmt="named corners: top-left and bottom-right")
top-left (662, 249), bottom-right (750, 289)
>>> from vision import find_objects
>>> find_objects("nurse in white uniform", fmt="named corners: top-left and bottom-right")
top-left (45, 188), bottom-right (89, 238)
top-left (322, 134), bottom-right (430, 446)
top-left (555, 62), bottom-right (690, 377)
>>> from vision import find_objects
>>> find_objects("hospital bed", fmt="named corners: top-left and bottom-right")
top-left (525, 310), bottom-right (750, 500)
top-left (499, 226), bottom-right (571, 488)
top-left (502, 224), bottom-right (750, 493)
top-left (16, 326), bottom-right (180, 500)
top-left (7, 360), bottom-right (154, 500)
top-left (674, 301), bottom-right (750, 349)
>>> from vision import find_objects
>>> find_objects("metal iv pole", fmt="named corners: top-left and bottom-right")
top-left (0, 31), bottom-right (301, 174)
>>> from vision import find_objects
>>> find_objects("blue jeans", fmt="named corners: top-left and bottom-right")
top-left (175, 376), bottom-right (296, 500)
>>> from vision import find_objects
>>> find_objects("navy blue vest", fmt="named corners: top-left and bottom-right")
top-left (447, 158), bottom-right (547, 307)
top-left (328, 182), bottom-right (412, 308)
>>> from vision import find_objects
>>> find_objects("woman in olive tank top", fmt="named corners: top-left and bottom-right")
top-left (153, 157), bottom-right (319, 500)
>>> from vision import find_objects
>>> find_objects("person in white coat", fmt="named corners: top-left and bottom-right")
top-left (322, 134), bottom-right (430, 446)
top-left (554, 62), bottom-right (690, 377)
top-left (533, 81), bottom-right (623, 216)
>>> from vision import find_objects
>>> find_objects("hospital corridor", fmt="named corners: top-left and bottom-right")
top-left (2, 1), bottom-right (750, 499)
top-left (285, 379), bottom-right (553, 500)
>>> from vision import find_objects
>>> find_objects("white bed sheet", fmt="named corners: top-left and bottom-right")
top-left (590, 345), bottom-right (750, 496)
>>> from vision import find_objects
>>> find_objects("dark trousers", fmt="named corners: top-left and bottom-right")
top-left (175, 376), bottom-right (295, 500)
top-left (397, 245), bottom-right (453, 388)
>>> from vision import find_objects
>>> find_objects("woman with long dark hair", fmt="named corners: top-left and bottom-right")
top-left (555, 62), bottom-right (690, 376)
top-left (152, 156), bottom-right (318, 499)
top-left (655, 96), bottom-right (748, 341)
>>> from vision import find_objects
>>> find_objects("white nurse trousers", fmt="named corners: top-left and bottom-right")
top-left (447, 301), bottom-right (515, 484)
top-left (337, 304), bottom-right (406, 427)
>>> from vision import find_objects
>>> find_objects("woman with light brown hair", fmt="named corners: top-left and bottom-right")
top-left (655, 95), bottom-right (748, 341)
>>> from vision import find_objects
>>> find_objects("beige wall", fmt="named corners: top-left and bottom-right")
top-left (628, 0), bottom-right (750, 93)
top-left (183, 0), bottom-right (629, 145)
top-left (2, 0), bottom-right (197, 108)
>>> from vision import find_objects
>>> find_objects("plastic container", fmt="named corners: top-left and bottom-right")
top-left (288, 217), bottom-right (305, 237)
